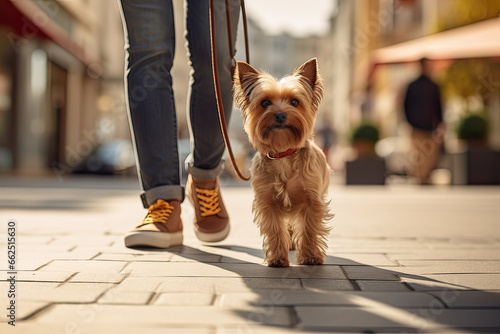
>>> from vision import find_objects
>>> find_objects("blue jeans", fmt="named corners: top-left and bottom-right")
top-left (119, 0), bottom-right (240, 207)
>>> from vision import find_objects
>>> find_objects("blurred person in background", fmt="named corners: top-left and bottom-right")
top-left (403, 57), bottom-right (444, 185)
top-left (317, 114), bottom-right (335, 166)
top-left (118, 0), bottom-right (240, 248)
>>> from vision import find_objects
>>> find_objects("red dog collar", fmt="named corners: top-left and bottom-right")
top-left (267, 148), bottom-right (299, 159)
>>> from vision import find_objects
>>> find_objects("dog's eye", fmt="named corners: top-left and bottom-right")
top-left (261, 100), bottom-right (271, 108)
top-left (290, 99), bottom-right (299, 107)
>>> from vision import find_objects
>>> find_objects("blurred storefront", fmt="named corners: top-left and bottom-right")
top-left (338, 0), bottom-right (500, 129)
top-left (0, 0), bottom-right (128, 175)
top-left (332, 0), bottom-right (500, 183)
top-left (372, 14), bottom-right (500, 146)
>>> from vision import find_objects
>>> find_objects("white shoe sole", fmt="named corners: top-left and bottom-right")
top-left (194, 223), bottom-right (230, 242)
top-left (124, 231), bottom-right (183, 248)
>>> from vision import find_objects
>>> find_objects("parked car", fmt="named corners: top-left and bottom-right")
top-left (73, 139), bottom-right (135, 175)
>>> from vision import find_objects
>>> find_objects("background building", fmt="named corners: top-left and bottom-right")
top-left (0, 0), bottom-right (129, 176)
top-left (2, 0), bottom-right (498, 184)
top-left (330, 0), bottom-right (500, 181)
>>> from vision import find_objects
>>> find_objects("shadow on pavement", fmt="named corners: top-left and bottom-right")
top-left (148, 244), bottom-right (500, 333)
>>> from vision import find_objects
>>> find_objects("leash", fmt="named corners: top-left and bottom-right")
top-left (209, 0), bottom-right (251, 181)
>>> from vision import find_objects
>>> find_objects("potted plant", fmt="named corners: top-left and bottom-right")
top-left (457, 112), bottom-right (488, 143)
top-left (350, 122), bottom-right (380, 157)
top-left (455, 112), bottom-right (499, 184)
top-left (345, 122), bottom-right (386, 185)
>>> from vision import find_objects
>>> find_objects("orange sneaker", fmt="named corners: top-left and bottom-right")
top-left (186, 175), bottom-right (230, 242)
top-left (124, 199), bottom-right (183, 248)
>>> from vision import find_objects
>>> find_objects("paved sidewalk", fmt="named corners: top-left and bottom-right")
top-left (1, 176), bottom-right (500, 333)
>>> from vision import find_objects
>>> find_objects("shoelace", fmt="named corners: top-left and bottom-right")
top-left (195, 186), bottom-right (221, 217)
top-left (138, 199), bottom-right (175, 227)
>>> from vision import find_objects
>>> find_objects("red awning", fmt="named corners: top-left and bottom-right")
top-left (0, 0), bottom-right (99, 67)
top-left (372, 18), bottom-right (500, 64)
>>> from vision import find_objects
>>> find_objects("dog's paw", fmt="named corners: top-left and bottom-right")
top-left (267, 258), bottom-right (290, 267)
top-left (299, 257), bottom-right (324, 265)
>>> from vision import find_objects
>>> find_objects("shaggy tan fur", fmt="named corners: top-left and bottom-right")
top-left (234, 58), bottom-right (333, 267)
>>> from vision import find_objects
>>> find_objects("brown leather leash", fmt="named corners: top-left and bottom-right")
top-left (209, 0), bottom-right (251, 181)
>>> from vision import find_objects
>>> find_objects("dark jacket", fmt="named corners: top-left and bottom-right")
top-left (403, 75), bottom-right (443, 132)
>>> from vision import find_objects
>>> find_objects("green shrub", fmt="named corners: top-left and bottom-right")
top-left (457, 113), bottom-right (488, 141)
top-left (350, 123), bottom-right (380, 144)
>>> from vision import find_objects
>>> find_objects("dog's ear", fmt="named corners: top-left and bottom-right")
top-left (294, 58), bottom-right (323, 109)
top-left (234, 61), bottom-right (260, 110)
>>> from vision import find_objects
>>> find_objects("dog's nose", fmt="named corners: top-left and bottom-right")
top-left (274, 112), bottom-right (287, 123)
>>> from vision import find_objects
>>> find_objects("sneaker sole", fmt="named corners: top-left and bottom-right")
top-left (124, 231), bottom-right (183, 248)
top-left (194, 223), bottom-right (230, 243)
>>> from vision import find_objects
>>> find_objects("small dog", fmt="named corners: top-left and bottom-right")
top-left (234, 58), bottom-right (332, 267)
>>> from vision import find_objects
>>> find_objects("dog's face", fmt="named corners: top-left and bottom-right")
top-left (234, 58), bottom-right (323, 154)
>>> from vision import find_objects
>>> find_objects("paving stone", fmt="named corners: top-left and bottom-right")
top-left (98, 291), bottom-right (153, 305)
top-left (2, 324), bottom-right (213, 334)
top-left (389, 249), bottom-right (500, 261)
top-left (14, 244), bottom-right (74, 252)
top-left (0, 235), bottom-right (52, 246)
top-left (296, 306), bottom-right (408, 331)
top-left (170, 254), bottom-right (222, 263)
top-left (69, 272), bottom-right (126, 283)
top-left (93, 253), bottom-right (142, 261)
top-left (195, 246), bottom-right (264, 264)
top-left (328, 239), bottom-right (424, 253)
top-left (0, 258), bottom-right (53, 271)
top-left (49, 235), bottom-right (118, 247)
top-left (19, 250), bottom-right (100, 260)
top-left (156, 277), bottom-right (217, 293)
top-left (429, 290), bottom-right (500, 308)
top-left (124, 262), bottom-right (346, 279)
top-left (201, 245), bottom-right (265, 258)
top-left (220, 253), bottom-right (265, 264)
top-left (301, 279), bottom-right (355, 291)
top-left (39, 260), bottom-right (127, 273)
top-left (154, 292), bottom-right (215, 306)
top-left (0, 271), bottom-right (74, 283)
top-left (401, 277), bottom-right (472, 291)
top-left (221, 290), bottom-right (443, 308)
top-left (217, 325), bottom-right (311, 334)
top-left (70, 245), bottom-right (154, 254)
top-left (216, 277), bottom-right (302, 293)
top-left (405, 274), bottom-right (500, 290)
top-left (413, 309), bottom-right (500, 329)
top-left (342, 266), bottom-right (400, 281)
top-left (295, 306), bottom-right (500, 331)
top-left (154, 245), bottom-right (207, 255)
top-left (34, 304), bottom-right (293, 326)
top-left (131, 253), bottom-right (176, 261)
top-left (0, 301), bottom-right (49, 322)
top-left (112, 277), bottom-right (165, 292)
top-left (13, 282), bottom-right (113, 303)
top-left (396, 260), bottom-right (500, 274)
top-left (155, 277), bottom-right (302, 294)
top-left (323, 254), bottom-right (397, 266)
top-left (95, 253), bottom-right (174, 262)
top-left (356, 280), bottom-right (411, 291)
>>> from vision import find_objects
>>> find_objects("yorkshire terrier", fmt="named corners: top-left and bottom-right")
top-left (234, 58), bottom-right (332, 267)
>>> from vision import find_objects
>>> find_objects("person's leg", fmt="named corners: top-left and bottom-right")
top-left (119, 0), bottom-right (183, 207)
top-left (411, 128), bottom-right (440, 184)
top-left (119, 0), bottom-right (183, 248)
top-left (410, 129), bottom-right (425, 182)
top-left (419, 131), bottom-right (441, 184)
top-left (185, 0), bottom-right (240, 179)
top-left (184, 0), bottom-right (240, 242)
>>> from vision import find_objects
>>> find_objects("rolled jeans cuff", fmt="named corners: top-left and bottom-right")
top-left (186, 159), bottom-right (224, 181)
top-left (140, 185), bottom-right (184, 208)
